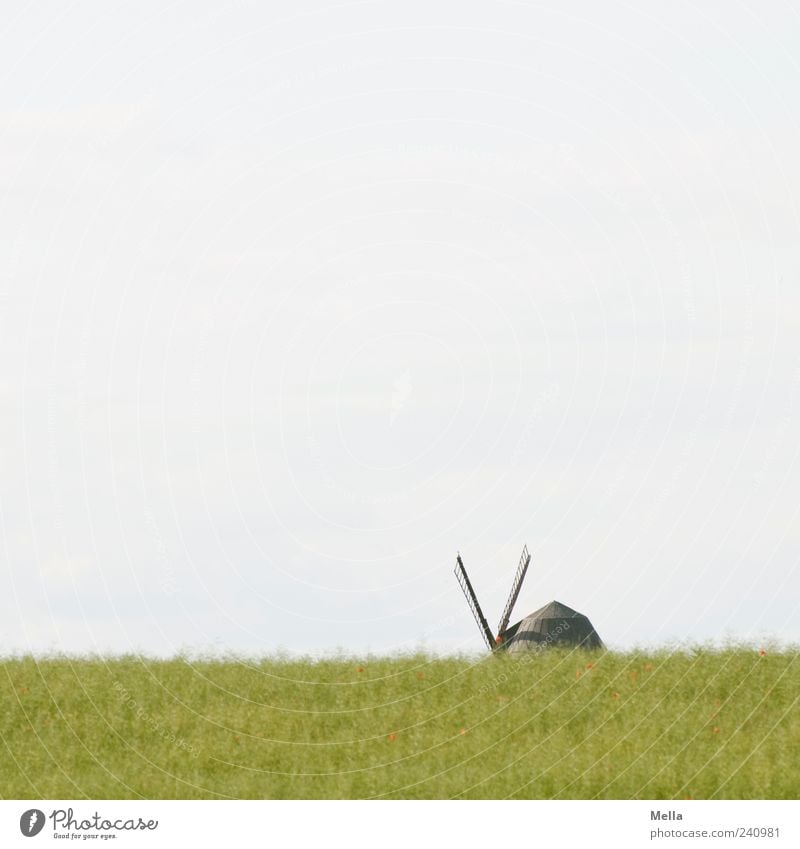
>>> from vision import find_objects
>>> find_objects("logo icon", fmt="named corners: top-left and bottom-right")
top-left (19, 809), bottom-right (45, 837)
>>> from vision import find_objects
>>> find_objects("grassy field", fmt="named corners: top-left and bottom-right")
top-left (1, 647), bottom-right (798, 799)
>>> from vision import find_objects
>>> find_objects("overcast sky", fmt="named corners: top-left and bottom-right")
top-left (2, 0), bottom-right (799, 656)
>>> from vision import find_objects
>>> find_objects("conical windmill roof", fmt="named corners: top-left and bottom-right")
top-left (502, 599), bottom-right (604, 651)
top-left (525, 599), bottom-right (582, 620)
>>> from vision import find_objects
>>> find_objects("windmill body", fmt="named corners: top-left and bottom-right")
top-left (501, 599), bottom-right (603, 652)
top-left (454, 547), bottom-right (603, 652)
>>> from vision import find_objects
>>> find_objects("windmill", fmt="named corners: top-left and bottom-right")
top-left (454, 546), bottom-right (603, 652)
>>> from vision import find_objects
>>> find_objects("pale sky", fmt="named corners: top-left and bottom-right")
top-left (2, 0), bottom-right (799, 656)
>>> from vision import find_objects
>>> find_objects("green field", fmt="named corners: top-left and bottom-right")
top-left (2, 648), bottom-right (797, 799)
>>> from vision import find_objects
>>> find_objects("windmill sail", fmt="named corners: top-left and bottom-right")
top-left (454, 554), bottom-right (494, 650)
top-left (497, 544), bottom-right (532, 637)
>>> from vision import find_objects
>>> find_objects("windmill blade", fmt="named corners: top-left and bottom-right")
top-left (454, 554), bottom-right (495, 651)
top-left (497, 544), bottom-right (532, 637)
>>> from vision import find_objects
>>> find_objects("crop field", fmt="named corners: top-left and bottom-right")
top-left (2, 648), bottom-right (798, 799)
